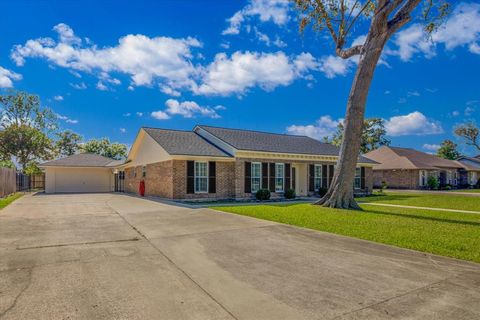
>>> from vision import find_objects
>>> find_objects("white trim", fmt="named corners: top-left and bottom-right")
top-left (275, 163), bottom-right (285, 192)
top-left (251, 162), bottom-right (262, 193)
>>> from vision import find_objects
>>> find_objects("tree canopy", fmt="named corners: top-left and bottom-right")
top-left (436, 139), bottom-right (460, 160)
top-left (81, 138), bottom-right (128, 160)
top-left (455, 122), bottom-right (480, 152)
top-left (331, 118), bottom-right (390, 154)
top-left (56, 130), bottom-right (83, 157)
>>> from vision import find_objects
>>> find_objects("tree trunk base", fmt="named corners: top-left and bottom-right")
top-left (313, 183), bottom-right (362, 210)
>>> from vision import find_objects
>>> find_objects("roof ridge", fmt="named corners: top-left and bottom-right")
top-left (197, 124), bottom-right (310, 138)
top-left (142, 126), bottom-right (192, 133)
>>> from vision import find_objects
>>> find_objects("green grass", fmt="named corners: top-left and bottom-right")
top-left (0, 193), bottom-right (23, 210)
top-left (451, 189), bottom-right (480, 193)
top-left (213, 202), bottom-right (480, 263)
top-left (357, 192), bottom-right (480, 211)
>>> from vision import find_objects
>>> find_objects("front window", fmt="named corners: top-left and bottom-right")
top-left (275, 163), bottom-right (284, 192)
top-left (251, 162), bottom-right (262, 193)
top-left (194, 162), bottom-right (208, 193)
top-left (419, 170), bottom-right (427, 187)
top-left (354, 167), bottom-right (361, 189)
top-left (142, 166), bottom-right (146, 178)
top-left (314, 165), bottom-right (322, 191)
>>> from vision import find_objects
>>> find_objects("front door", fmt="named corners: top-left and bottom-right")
top-left (292, 167), bottom-right (296, 190)
top-left (114, 171), bottom-right (125, 192)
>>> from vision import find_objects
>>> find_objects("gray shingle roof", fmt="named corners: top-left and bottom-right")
top-left (196, 125), bottom-right (376, 163)
top-left (143, 128), bottom-right (231, 157)
top-left (40, 153), bottom-right (122, 167)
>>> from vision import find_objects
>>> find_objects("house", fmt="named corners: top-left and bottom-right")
top-left (455, 156), bottom-right (480, 186)
top-left (364, 146), bottom-right (464, 189)
top-left (41, 125), bottom-right (376, 198)
top-left (40, 153), bottom-right (123, 193)
top-left (119, 126), bottom-right (376, 199)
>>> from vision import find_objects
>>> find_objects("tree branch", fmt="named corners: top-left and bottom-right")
top-left (336, 45), bottom-right (363, 59)
top-left (387, 0), bottom-right (421, 36)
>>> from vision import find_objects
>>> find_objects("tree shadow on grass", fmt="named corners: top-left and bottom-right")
top-left (364, 208), bottom-right (480, 227)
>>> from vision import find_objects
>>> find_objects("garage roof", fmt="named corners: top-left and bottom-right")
top-left (40, 153), bottom-right (122, 168)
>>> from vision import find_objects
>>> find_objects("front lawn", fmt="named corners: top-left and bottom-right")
top-left (213, 202), bottom-right (480, 263)
top-left (0, 193), bottom-right (22, 210)
top-left (357, 192), bottom-right (480, 211)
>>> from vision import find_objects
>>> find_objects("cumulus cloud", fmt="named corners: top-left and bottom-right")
top-left (11, 23), bottom-right (202, 93)
top-left (196, 51), bottom-right (319, 96)
top-left (392, 2), bottom-right (480, 61)
top-left (384, 111), bottom-right (443, 136)
top-left (319, 55), bottom-right (355, 79)
top-left (0, 66), bottom-right (22, 88)
top-left (53, 95), bottom-right (64, 101)
top-left (222, 0), bottom-right (290, 35)
top-left (286, 116), bottom-right (340, 140)
top-left (423, 144), bottom-right (441, 152)
top-left (151, 99), bottom-right (222, 120)
top-left (70, 82), bottom-right (87, 90)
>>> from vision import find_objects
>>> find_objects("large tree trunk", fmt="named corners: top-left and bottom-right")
top-left (316, 32), bottom-right (388, 209)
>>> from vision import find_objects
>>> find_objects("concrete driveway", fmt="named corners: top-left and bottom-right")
top-left (1, 193), bottom-right (479, 320)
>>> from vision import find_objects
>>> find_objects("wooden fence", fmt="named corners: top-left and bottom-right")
top-left (0, 167), bottom-right (16, 198)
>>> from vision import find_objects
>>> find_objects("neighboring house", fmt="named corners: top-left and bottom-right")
top-left (119, 125), bottom-right (376, 199)
top-left (39, 153), bottom-right (123, 193)
top-left (364, 146), bottom-right (464, 189)
top-left (455, 156), bottom-right (480, 186)
top-left (40, 125), bottom-right (376, 198)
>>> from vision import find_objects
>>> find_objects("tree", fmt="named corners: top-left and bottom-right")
top-left (436, 139), bottom-right (460, 160)
top-left (56, 130), bottom-right (83, 156)
top-left (294, 1), bottom-right (449, 209)
top-left (0, 91), bottom-right (57, 170)
top-left (454, 122), bottom-right (480, 152)
top-left (82, 138), bottom-right (127, 160)
top-left (331, 118), bottom-right (390, 153)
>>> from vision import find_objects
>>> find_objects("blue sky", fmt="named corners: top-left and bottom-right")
top-left (1, 0), bottom-right (479, 155)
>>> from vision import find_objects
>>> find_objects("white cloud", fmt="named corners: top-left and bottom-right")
top-left (120, 128), bottom-right (127, 133)
top-left (319, 55), bottom-right (354, 79)
top-left (253, 28), bottom-right (286, 48)
top-left (70, 82), bottom-right (87, 90)
top-left (222, 0), bottom-right (290, 35)
top-left (385, 111), bottom-right (443, 136)
top-left (423, 144), bottom-right (441, 152)
top-left (136, 112), bottom-right (143, 117)
top-left (392, 2), bottom-right (480, 61)
top-left (53, 95), bottom-right (64, 101)
top-left (96, 81), bottom-right (108, 91)
top-left (196, 51), bottom-right (318, 96)
top-left (165, 99), bottom-right (220, 118)
top-left (286, 115), bottom-right (340, 140)
top-left (451, 110), bottom-right (460, 117)
top-left (465, 106), bottom-right (475, 116)
top-left (12, 23), bottom-right (202, 93)
top-left (407, 90), bottom-right (420, 97)
top-left (56, 113), bottom-right (78, 124)
top-left (0, 66), bottom-right (22, 88)
top-left (151, 110), bottom-right (170, 120)
top-left (123, 112), bottom-right (131, 117)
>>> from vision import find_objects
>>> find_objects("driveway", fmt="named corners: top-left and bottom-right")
top-left (1, 193), bottom-right (479, 320)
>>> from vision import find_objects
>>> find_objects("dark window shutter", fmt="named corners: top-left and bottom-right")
top-left (322, 165), bottom-right (328, 188)
top-left (262, 163), bottom-right (269, 189)
top-left (244, 162), bottom-right (251, 193)
top-left (285, 163), bottom-right (291, 190)
top-left (361, 167), bottom-right (366, 189)
top-left (269, 163), bottom-right (276, 192)
top-left (309, 164), bottom-right (314, 192)
top-left (208, 162), bottom-right (216, 193)
top-left (187, 161), bottom-right (195, 194)
top-left (329, 165), bottom-right (334, 187)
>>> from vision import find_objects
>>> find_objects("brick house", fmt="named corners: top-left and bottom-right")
top-left (119, 125), bottom-right (376, 200)
top-left (363, 146), bottom-right (469, 189)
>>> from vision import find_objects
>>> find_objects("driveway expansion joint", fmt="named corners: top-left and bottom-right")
top-left (16, 237), bottom-right (140, 250)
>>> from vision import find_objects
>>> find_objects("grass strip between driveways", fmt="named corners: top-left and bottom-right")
top-left (0, 193), bottom-right (23, 210)
top-left (356, 192), bottom-right (480, 211)
top-left (212, 202), bottom-right (480, 263)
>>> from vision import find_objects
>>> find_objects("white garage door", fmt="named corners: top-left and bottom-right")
top-left (47, 167), bottom-right (113, 193)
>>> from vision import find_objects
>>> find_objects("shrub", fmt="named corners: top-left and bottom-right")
top-left (443, 185), bottom-right (452, 190)
top-left (256, 189), bottom-right (271, 201)
top-left (427, 176), bottom-right (439, 190)
top-left (318, 188), bottom-right (328, 197)
top-left (284, 188), bottom-right (296, 199)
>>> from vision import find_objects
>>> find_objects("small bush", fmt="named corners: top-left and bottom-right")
top-left (443, 185), bottom-right (452, 190)
top-left (284, 188), bottom-right (296, 199)
top-left (256, 189), bottom-right (271, 201)
top-left (427, 176), bottom-right (439, 190)
top-left (318, 188), bottom-right (328, 197)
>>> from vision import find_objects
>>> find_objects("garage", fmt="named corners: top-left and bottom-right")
top-left (40, 153), bottom-right (121, 193)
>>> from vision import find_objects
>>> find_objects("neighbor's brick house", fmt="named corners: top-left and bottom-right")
top-left (364, 146), bottom-right (480, 189)
top-left (120, 125), bottom-right (375, 200)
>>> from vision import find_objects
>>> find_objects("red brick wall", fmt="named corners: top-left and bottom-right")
top-left (373, 169), bottom-right (419, 189)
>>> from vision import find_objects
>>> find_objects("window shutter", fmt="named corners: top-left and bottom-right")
top-left (285, 163), bottom-right (291, 190)
top-left (329, 165), bottom-right (334, 187)
top-left (269, 163), bottom-right (276, 192)
top-left (244, 162), bottom-right (251, 193)
top-left (262, 163), bottom-right (269, 189)
top-left (186, 161), bottom-right (195, 194)
top-left (309, 164), bottom-right (314, 192)
top-left (361, 167), bottom-right (366, 189)
top-left (322, 165), bottom-right (328, 188)
top-left (208, 162), bottom-right (216, 193)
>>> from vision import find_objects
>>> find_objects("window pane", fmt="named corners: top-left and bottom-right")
top-left (275, 164), bottom-right (284, 192)
top-left (194, 162), bottom-right (208, 192)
